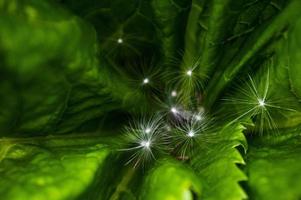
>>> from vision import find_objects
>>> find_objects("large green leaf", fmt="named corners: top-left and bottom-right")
top-left (58, 0), bottom-right (166, 113)
top-left (204, 0), bottom-right (301, 108)
top-left (216, 1), bottom-right (301, 131)
top-left (245, 128), bottom-right (301, 200)
top-left (140, 158), bottom-right (202, 200)
top-left (192, 124), bottom-right (248, 200)
top-left (0, 135), bottom-right (111, 200)
top-left (0, 0), bottom-right (127, 136)
top-left (288, 16), bottom-right (301, 101)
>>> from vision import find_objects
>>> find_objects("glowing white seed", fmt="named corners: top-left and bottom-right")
top-left (171, 91), bottom-right (177, 97)
top-left (117, 38), bottom-right (123, 44)
top-left (171, 107), bottom-right (178, 114)
top-left (188, 131), bottom-right (195, 137)
top-left (145, 128), bottom-right (151, 134)
top-left (186, 70), bottom-right (192, 76)
top-left (258, 99), bottom-right (265, 107)
top-left (195, 114), bottom-right (202, 121)
top-left (141, 140), bottom-right (151, 148)
top-left (143, 78), bottom-right (149, 84)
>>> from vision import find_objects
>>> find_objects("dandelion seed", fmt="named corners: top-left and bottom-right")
top-left (186, 69), bottom-right (192, 76)
top-left (171, 107), bottom-right (178, 114)
top-left (165, 125), bottom-right (171, 131)
top-left (223, 69), bottom-right (296, 135)
top-left (194, 114), bottom-right (202, 121)
top-left (187, 130), bottom-right (195, 137)
top-left (171, 90), bottom-right (177, 97)
top-left (258, 98), bottom-right (265, 107)
top-left (172, 113), bottom-right (213, 157)
top-left (145, 128), bottom-right (151, 134)
top-left (117, 38), bottom-right (123, 44)
top-left (143, 78), bottom-right (149, 84)
top-left (121, 115), bottom-right (167, 168)
top-left (141, 140), bottom-right (151, 148)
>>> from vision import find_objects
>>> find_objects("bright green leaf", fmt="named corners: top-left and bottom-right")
top-left (245, 128), bottom-right (301, 200)
top-left (192, 124), bottom-right (248, 200)
top-left (140, 158), bottom-right (202, 200)
top-left (0, 135), bottom-right (111, 200)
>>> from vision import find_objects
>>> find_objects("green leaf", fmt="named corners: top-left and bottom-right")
top-left (217, 5), bottom-right (301, 131)
top-left (205, 0), bottom-right (301, 108)
top-left (192, 124), bottom-right (248, 200)
top-left (0, 135), bottom-right (111, 200)
top-left (150, 0), bottom-right (190, 64)
top-left (288, 16), bottom-right (301, 101)
top-left (0, 0), bottom-right (124, 135)
top-left (245, 128), bottom-right (301, 200)
top-left (140, 158), bottom-right (202, 200)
